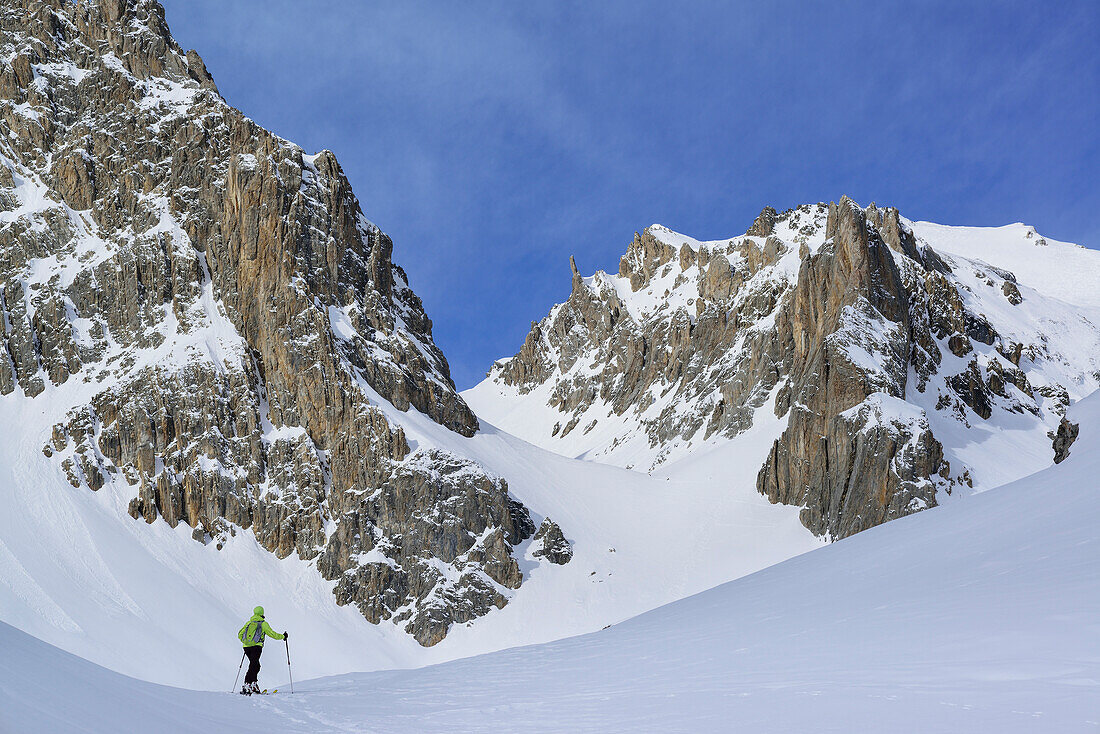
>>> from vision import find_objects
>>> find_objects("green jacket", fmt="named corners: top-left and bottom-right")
top-left (238, 612), bottom-right (284, 648)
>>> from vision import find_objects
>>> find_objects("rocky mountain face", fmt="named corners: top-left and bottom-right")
top-left (472, 200), bottom-right (1100, 539)
top-left (1, 0), bottom-right (555, 645)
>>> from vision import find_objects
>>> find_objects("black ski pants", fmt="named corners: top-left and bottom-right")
top-left (244, 645), bottom-right (263, 684)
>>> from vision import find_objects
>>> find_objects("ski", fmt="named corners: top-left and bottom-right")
top-left (237, 687), bottom-right (277, 696)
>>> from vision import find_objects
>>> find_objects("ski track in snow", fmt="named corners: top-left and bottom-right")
top-left (3, 392), bottom-right (1099, 732)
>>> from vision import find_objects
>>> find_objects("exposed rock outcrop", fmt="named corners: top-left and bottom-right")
top-left (758, 199), bottom-right (947, 537)
top-left (493, 215), bottom-right (810, 469)
top-left (3, 0), bottom-right (540, 645)
top-left (531, 518), bottom-right (572, 565)
top-left (1052, 418), bottom-right (1079, 464)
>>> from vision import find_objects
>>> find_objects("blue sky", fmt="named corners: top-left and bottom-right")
top-left (160, 0), bottom-right (1099, 389)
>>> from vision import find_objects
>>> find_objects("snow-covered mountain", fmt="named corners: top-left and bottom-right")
top-left (2, 0), bottom-right (1098, 721)
top-left (7, 384), bottom-right (1098, 733)
top-left (468, 201), bottom-right (1100, 537)
top-left (2, 0), bottom-right (554, 648)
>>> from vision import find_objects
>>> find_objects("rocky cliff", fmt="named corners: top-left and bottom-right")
top-left (469, 200), bottom-right (1100, 539)
top-left (1, 0), bottom-right (552, 645)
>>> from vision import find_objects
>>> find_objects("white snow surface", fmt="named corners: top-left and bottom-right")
top-left (910, 219), bottom-right (1100, 310)
top-left (4, 391), bottom-right (1098, 732)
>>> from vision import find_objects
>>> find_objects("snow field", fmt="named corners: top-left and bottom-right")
top-left (5, 388), bottom-right (1098, 733)
top-left (0, 360), bottom-right (820, 689)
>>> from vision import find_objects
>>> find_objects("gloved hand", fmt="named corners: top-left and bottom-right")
top-left (283, 631), bottom-right (289, 640)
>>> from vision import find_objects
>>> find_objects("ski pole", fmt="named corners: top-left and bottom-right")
top-left (285, 638), bottom-right (294, 694)
top-left (232, 651), bottom-right (245, 693)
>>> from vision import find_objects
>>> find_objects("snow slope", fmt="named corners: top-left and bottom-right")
top-left (0, 370), bottom-right (820, 688)
top-left (5, 391), bottom-right (1097, 733)
top-left (908, 219), bottom-right (1100, 491)
top-left (911, 220), bottom-right (1100, 310)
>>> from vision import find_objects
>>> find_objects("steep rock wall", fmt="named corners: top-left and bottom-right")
top-left (2, 0), bottom-right (545, 645)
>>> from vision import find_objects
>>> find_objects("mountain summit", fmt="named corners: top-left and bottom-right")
top-left (467, 200), bottom-right (1100, 538)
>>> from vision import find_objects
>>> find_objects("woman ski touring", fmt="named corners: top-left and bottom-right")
top-left (236, 606), bottom-right (288, 695)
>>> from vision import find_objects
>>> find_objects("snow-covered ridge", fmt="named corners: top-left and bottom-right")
top-left (471, 204), bottom-right (832, 471)
top-left (468, 199), bottom-right (1100, 537)
top-left (910, 219), bottom-right (1100, 310)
